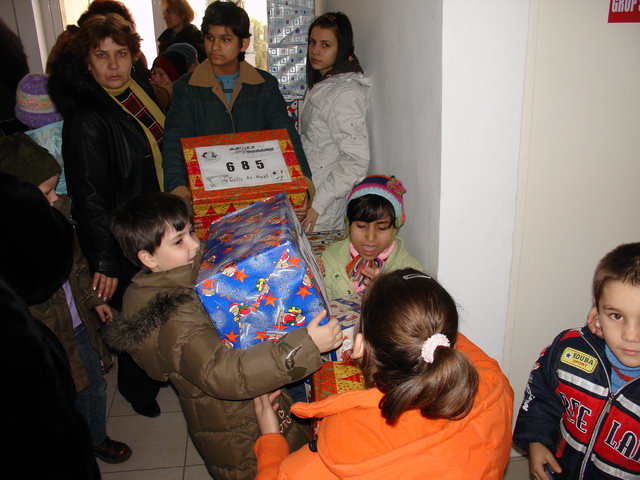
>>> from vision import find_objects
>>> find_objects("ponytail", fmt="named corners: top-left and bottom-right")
top-left (376, 341), bottom-right (478, 425)
top-left (359, 268), bottom-right (479, 425)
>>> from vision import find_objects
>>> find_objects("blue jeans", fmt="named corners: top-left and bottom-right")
top-left (74, 324), bottom-right (107, 446)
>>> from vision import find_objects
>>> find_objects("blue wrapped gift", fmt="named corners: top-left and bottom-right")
top-left (195, 193), bottom-right (329, 348)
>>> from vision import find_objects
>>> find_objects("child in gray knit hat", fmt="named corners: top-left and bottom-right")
top-left (0, 133), bottom-right (133, 465)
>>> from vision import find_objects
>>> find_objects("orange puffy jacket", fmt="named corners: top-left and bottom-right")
top-left (255, 334), bottom-right (514, 480)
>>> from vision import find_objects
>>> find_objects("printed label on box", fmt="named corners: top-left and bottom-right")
top-left (196, 140), bottom-right (292, 190)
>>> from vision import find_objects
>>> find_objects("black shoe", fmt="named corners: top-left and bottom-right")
top-left (132, 400), bottom-right (160, 418)
top-left (94, 437), bottom-right (132, 464)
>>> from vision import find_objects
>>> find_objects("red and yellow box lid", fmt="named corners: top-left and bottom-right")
top-left (180, 129), bottom-right (308, 238)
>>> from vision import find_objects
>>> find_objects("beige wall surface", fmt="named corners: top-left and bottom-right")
top-left (505, 0), bottom-right (640, 431)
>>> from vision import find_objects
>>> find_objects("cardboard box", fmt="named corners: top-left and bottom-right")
top-left (195, 194), bottom-right (329, 349)
top-left (308, 361), bottom-right (366, 434)
top-left (310, 361), bottom-right (366, 403)
top-left (181, 129), bottom-right (308, 239)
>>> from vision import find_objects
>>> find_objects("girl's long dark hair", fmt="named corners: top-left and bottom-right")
top-left (306, 12), bottom-right (363, 90)
top-left (358, 268), bottom-right (479, 425)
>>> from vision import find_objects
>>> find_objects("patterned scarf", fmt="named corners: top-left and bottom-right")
top-left (104, 79), bottom-right (166, 190)
top-left (346, 241), bottom-right (395, 293)
top-left (114, 88), bottom-right (164, 147)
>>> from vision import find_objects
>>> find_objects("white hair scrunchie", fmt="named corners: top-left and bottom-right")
top-left (420, 333), bottom-right (450, 364)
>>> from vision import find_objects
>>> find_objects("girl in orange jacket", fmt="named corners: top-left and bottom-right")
top-left (253, 268), bottom-right (514, 480)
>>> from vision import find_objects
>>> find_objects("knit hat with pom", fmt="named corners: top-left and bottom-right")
top-left (347, 175), bottom-right (407, 227)
top-left (15, 73), bottom-right (63, 129)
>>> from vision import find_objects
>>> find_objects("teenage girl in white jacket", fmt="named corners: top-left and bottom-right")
top-left (300, 12), bottom-right (372, 233)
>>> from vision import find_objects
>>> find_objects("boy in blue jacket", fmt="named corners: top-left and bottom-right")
top-left (514, 242), bottom-right (640, 479)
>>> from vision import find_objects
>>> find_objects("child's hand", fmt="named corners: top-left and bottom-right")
top-left (529, 442), bottom-right (562, 479)
top-left (586, 306), bottom-right (603, 338)
top-left (361, 265), bottom-right (382, 287)
top-left (307, 310), bottom-right (343, 353)
top-left (253, 390), bottom-right (282, 435)
top-left (315, 255), bottom-right (325, 275)
top-left (301, 207), bottom-right (319, 232)
top-left (92, 272), bottom-right (118, 302)
top-left (94, 304), bottom-right (113, 323)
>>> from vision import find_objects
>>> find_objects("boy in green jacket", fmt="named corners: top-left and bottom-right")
top-left (106, 192), bottom-right (342, 480)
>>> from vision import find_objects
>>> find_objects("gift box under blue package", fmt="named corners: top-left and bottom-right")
top-left (195, 193), bottom-right (330, 348)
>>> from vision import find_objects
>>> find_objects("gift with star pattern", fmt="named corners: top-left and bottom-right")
top-left (195, 193), bottom-right (330, 348)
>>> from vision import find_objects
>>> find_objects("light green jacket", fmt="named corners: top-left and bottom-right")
top-left (321, 237), bottom-right (423, 300)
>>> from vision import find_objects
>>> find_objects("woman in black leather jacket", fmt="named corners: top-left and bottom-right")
top-left (49, 13), bottom-right (165, 417)
top-left (49, 14), bottom-right (164, 304)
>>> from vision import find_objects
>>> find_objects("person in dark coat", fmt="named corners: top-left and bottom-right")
top-left (158, 0), bottom-right (206, 62)
top-left (48, 12), bottom-right (165, 418)
top-left (0, 172), bottom-right (100, 479)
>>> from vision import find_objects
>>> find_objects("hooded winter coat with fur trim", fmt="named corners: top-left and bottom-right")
top-left (104, 256), bottom-right (323, 480)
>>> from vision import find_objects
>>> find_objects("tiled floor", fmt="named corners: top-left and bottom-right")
top-left (99, 369), bottom-right (209, 479)
top-left (100, 367), bottom-right (532, 479)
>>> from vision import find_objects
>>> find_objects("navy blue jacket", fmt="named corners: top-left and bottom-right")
top-left (514, 326), bottom-right (640, 479)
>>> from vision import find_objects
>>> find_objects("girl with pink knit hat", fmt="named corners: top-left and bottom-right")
top-left (319, 174), bottom-right (422, 300)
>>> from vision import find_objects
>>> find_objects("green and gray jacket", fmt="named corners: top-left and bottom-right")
top-left (104, 253), bottom-right (322, 480)
top-left (321, 237), bottom-right (423, 300)
top-left (28, 195), bottom-right (112, 392)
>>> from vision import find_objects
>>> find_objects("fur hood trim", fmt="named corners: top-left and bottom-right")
top-left (104, 290), bottom-right (191, 352)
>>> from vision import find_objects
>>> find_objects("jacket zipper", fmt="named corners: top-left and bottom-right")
top-left (575, 333), bottom-right (640, 479)
top-left (227, 109), bottom-right (236, 133)
top-left (577, 333), bottom-right (612, 479)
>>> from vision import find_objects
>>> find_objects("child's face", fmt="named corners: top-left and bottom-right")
top-left (143, 222), bottom-right (200, 273)
top-left (308, 26), bottom-right (338, 76)
top-left (349, 215), bottom-right (396, 261)
top-left (595, 280), bottom-right (640, 367)
top-left (38, 174), bottom-right (60, 206)
top-left (204, 25), bottom-right (249, 76)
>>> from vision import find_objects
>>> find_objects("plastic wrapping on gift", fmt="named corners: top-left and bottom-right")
top-left (322, 294), bottom-right (362, 362)
top-left (195, 193), bottom-right (330, 348)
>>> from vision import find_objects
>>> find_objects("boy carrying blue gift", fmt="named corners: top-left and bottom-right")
top-left (106, 192), bottom-right (342, 480)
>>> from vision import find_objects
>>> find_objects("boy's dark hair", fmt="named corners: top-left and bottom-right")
top-left (358, 268), bottom-right (479, 425)
top-left (347, 194), bottom-right (396, 226)
top-left (201, 0), bottom-right (251, 62)
top-left (592, 242), bottom-right (640, 306)
top-left (306, 12), bottom-right (363, 89)
top-left (111, 193), bottom-right (192, 268)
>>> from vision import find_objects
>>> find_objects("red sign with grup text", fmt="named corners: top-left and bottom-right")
top-left (609, 0), bottom-right (640, 22)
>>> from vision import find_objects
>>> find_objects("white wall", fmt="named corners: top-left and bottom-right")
top-left (321, 0), bottom-right (443, 275)
top-left (325, 0), bottom-right (528, 362)
top-left (438, 1), bottom-right (529, 362)
top-left (505, 0), bottom-right (640, 423)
